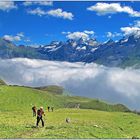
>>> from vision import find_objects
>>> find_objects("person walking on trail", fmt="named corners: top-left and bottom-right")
top-left (32, 105), bottom-right (37, 117)
top-left (51, 106), bottom-right (54, 112)
top-left (47, 106), bottom-right (50, 112)
top-left (36, 107), bottom-right (45, 127)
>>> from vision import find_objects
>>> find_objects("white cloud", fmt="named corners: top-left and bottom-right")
top-left (62, 31), bottom-right (71, 35)
top-left (27, 43), bottom-right (41, 48)
top-left (3, 35), bottom-right (20, 42)
top-left (66, 32), bottom-right (89, 40)
top-left (87, 3), bottom-right (140, 17)
top-left (24, 39), bottom-right (31, 42)
top-left (107, 32), bottom-right (113, 38)
top-left (23, 1), bottom-right (53, 6)
top-left (106, 32), bottom-right (122, 38)
top-left (27, 7), bottom-right (46, 17)
top-left (84, 30), bottom-right (95, 35)
top-left (17, 32), bottom-right (24, 38)
top-left (47, 8), bottom-right (74, 20)
top-left (134, 20), bottom-right (140, 28)
top-left (66, 30), bottom-right (94, 40)
top-left (120, 20), bottom-right (140, 37)
top-left (121, 27), bottom-right (140, 37)
top-left (0, 58), bottom-right (140, 109)
top-left (0, 1), bottom-right (17, 11)
top-left (3, 32), bottom-right (25, 42)
top-left (27, 8), bottom-right (74, 20)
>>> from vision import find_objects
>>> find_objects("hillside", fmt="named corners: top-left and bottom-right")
top-left (0, 79), bottom-right (6, 85)
top-left (0, 84), bottom-right (140, 138)
top-left (0, 108), bottom-right (140, 138)
top-left (0, 85), bottom-right (130, 112)
top-left (35, 85), bottom-right (64, 95)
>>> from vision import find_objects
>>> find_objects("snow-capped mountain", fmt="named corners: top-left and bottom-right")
top-left (0, 35), bottom-right (140, 67)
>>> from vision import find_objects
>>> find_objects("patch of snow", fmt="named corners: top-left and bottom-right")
top-left (72, 42), bottom-right (77, 47)
top-left (76, 46), bottom-right (86, 51)
top-left (48, 46), bottom-right (62, 52)
top-left (44, 45), bottom-right (56, 49)
top-left (121, 38), bottom-right (128, 43)
top-left (91, 47), bottom-right (98, 52)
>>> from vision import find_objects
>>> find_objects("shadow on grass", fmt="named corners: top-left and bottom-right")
top-left (45, 126), bottom-right (55, 130)
top-left (45, 125), bottom-right (68, 129)
top-left (25, 125), bottom-right (38, 129)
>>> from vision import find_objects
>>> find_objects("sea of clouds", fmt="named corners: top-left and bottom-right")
top-left (0, 58), bottom-right (140, 110)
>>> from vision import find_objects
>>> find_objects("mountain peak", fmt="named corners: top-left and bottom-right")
top-left (76, 37), bottom-right (85, 44)
top-left (106, 39), bottom-right (114, 43)
top-left (0, 35), bottom-right (140, 67)
top-left (87, 38), bottom-right (99, 47)
top-left (0, 37), bottom-right (16, 48)
top-left (50, 41), bottom-right (60, 45)
top-left (127, 35), bottom-right (138, 44)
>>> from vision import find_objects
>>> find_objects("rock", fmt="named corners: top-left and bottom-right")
top-left (93, 124), bottom-right (102, 128)
top-left (75, 103), bottom-right (80, 108)
top-left (66, 118), bottom-right (70, 123)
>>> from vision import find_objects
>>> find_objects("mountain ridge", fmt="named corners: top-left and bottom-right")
top-left (0, 35), bottom-right (140, 67)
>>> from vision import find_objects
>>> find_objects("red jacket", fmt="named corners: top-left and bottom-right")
top-left (37, 109), bottom-right (44, 117)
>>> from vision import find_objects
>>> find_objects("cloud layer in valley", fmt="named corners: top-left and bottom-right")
top-left (0, 58), bottom-right (140, 110)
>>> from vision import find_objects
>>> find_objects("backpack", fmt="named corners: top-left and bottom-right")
top-left (37, 109), bottom-right (44, 116)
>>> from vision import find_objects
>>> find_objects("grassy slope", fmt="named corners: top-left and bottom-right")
top-left (0, 109), bottom-right (140, 138)
top-left (0, 79), bottom-right (6, 85)
top-left (35, 85), bottom-right (64, 95)
top-left (0, 85), bottom-right (140, 138)
top-left (0, 85), bottom-right (129, 112)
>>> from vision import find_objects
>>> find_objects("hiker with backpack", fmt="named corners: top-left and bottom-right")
top-left (36, 107), bottom-right (45, 127)
top-left (32, 105), bottom-right (37, 117)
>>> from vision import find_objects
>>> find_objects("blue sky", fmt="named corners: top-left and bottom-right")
top-left (0, 1), bottom-right (140, 46)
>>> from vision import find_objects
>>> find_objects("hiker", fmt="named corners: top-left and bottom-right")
top-left (36, 107), bottom-right (45, 127)
top-left (32, 105), bottom-right (37, 117)
top-left (47, 106), bottom-right (50, 112)
top-left (51, 106), bottom-right (54, 112)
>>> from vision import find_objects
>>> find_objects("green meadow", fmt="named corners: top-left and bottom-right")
top-left (0, 84), bottom-right (140, 138)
